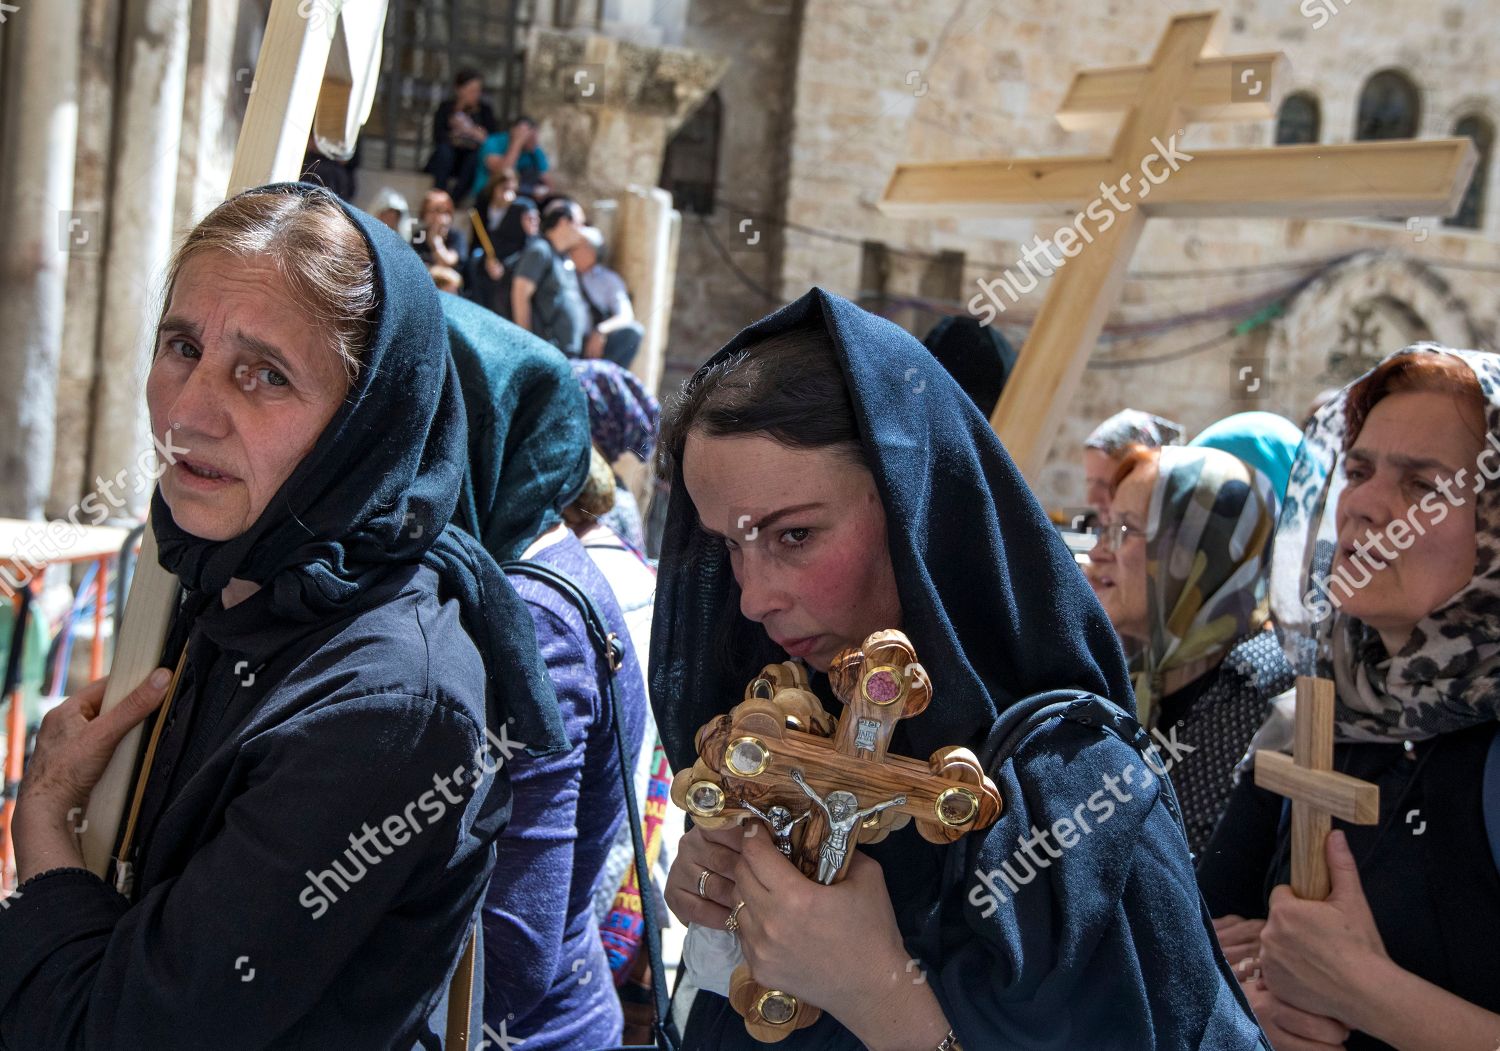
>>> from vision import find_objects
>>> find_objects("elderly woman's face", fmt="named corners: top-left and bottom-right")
top-left (683, 432), bottom-right (903, 673)
top-left (147, 251), bottom-right (351, 542)
top-left (1089, 465), bottom-right (1153, 641)
top-left (1333, 389), bottom-right (1483, 651)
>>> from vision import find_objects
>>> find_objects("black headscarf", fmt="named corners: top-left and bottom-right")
top-left (493, 197), bottom-right (540, 261)
top-left (440, 292), bottom-right (592, 561)
top-left (651, 289), bottom-right (1261, 1050)
top-left (151, 182), bottom-right (566, 756)
top-left (920, 314), bottom-right (1019, 418)
top-left (651, 287), bottom-right (1131, 771)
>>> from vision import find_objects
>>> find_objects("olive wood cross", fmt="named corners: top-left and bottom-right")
top-left (670, 629), bottom-right (1001, 1042)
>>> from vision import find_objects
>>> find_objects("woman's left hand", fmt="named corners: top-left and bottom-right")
top-left (728, 821), bottom-right (910, 1019)
top-left (1259, 831), bottom-right (1388, 1025)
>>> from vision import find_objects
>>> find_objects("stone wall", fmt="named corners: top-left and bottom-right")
top-left (658, 0), bottom-right (803, 396)
top-left (675, 0), bottom-right (1500, 507)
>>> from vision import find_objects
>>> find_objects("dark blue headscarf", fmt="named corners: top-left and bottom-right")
top-left (151, 182), bottom-right (566, 757)
top-left (441, 292), bottom-right (592, 562)
top-left (650, 289), bottom-right (1262, 1050)
top-left (651, 288), bottom-right (1131, 767)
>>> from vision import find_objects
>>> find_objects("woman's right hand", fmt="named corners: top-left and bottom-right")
top-left (1244, 976), bottom-right (1348, 1051)
top-left (665, 822), bottom-right (746, 929)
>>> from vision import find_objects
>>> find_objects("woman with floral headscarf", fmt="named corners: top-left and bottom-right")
top-left (1088, 445), bottom-right (1293, 856)
top-left (1198, 345), bottom-right (1500, 1051)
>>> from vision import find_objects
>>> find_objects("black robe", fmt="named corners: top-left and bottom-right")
top-left (0, 184), bottom-right (565, 1048)
top-left (649, 288), bottom-right (1267, 1049)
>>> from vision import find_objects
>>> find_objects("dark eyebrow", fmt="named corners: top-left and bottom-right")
top-left (155, 315), bottom-right (294, 375)
top-left (1348, 447), bottom-right (1456, 475)
top-left (696, 502), bottom-right (827, 537)
top-left (157, 314), bottom-right (200, 341)
top-left (232, 329), bottom-right (295, 375)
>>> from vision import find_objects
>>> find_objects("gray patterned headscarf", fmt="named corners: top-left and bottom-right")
top-left (1270, 343), bottom-right (1500, 742)
top-left (1085, 409), bottom-right (1186, 456)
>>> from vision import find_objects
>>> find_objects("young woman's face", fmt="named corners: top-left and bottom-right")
top-left (683, 432), bottom-right (903, 672)
top-left (1333, 389), bottom-right (1483, 652)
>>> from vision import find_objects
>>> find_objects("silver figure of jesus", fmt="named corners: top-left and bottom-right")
top-left (790, 769), bottom-right (907, 884)
top-left (740, 801), bottom-right (810, 857)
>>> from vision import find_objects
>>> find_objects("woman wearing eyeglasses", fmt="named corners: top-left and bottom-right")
top-left (1087, 445), bottom-right (1293, 858)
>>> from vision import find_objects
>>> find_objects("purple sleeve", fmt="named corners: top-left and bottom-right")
top-left (480, 602), bottom-right (598, 1021)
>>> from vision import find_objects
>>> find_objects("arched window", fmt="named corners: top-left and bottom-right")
top-left (1355, 70), bottom-right (1420, 140)
top-left (1275, 92), bottom-right (1320, 145)
top-left (1446, 114), bottom-right (1493, 230)
top-left (660, 92), bottom-right (722, 216)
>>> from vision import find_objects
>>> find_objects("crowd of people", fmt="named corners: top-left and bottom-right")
top-left (0, 85), bottom-right (1495, 1049)
top-left (361, 70), bottom-right (647, 370)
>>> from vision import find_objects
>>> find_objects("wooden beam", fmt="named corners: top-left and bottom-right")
top-left (1057, 52), bottom-right (1287, 131)
top-left (1252, 750), bottom-right (1381, 826)
top-left (982, 13), bottom-right (1213, 477)
top-left (880, 139), bottom-right (1478, 220)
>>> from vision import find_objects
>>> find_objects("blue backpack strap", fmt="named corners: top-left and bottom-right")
top-left (1484, 725), bottom-right (1500, 876)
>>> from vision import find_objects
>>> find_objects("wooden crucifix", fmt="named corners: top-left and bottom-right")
top-left (878, 10), bottom-right (1478, 479)
top-left (671, 630), bottom-right (1002, 1042)
top-left (1253, 676), bottom-right (1379, 899)
top-left (80, 0), bottom-right (390, 881)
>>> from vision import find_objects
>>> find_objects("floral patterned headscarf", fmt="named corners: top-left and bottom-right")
top-left (1135, 446), bottom-right (1277, 725)
top-left (1270, 343), bottom-right (1500, 742)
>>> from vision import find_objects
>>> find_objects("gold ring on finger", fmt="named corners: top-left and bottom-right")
top-left (697, 868), bottom-right (716, 899)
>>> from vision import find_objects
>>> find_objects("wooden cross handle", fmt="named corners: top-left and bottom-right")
top-left (1252, 676), bottom-right (1380, 900)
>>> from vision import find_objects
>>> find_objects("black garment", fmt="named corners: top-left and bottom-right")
top-left (425, 99), bottom-right (497, 201)
top-left (300, 140), bottom-right (360, 202)
top-left (652, 288), bottom-right (1265, 1049)
top-left (1156, 628), bottom-right (1294, 857)
top-left (465, 200), bottom-right (541, 320)
top-left (920, 314), bottom-right (1019, 418)
top-left (0, 567), bottom-right (500, 1049)
top-left (0, 184), bottom-right (566, 1049)
top-left (1197, 722), bottom-right (1500, 1051)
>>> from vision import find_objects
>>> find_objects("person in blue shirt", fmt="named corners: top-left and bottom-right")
top-left (473, 116), bottom-right (553, 203)
top-left (0, 183), bottom-right (566, 1048)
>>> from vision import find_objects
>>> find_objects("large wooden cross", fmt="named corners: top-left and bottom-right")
top-left (80, 0), bottom-right (389, 880)
top-left (1253, 676), bottom-right (1379, 899)
top-left (878, 11), bottom-right (1478, 478)
top-left (671, 630), bottom-right (1001, 1042)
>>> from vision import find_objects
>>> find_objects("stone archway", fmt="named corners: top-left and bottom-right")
top-left (1265, 251), bottom-right (1484, 420)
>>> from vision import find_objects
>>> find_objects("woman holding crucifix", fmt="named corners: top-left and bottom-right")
top-left (1198, 346), bottom-right (1500, 1051)
top-left (652, 289), bottom-right (1267, 1050)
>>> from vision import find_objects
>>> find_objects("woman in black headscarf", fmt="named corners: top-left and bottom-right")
top-left (464, 194), bottom-right (541, 319)
top-left (0, 183), bottom-right (565, 1048)
top-left (652, 289), bottom-right (1265, 1050)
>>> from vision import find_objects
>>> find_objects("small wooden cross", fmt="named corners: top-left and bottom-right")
top-left (672, 630), bottom-right (1001, 1041)
top-left (1253, 676), bottom-right (1379, 900)
top-left (878, 10), bottom-right (1477, 478)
